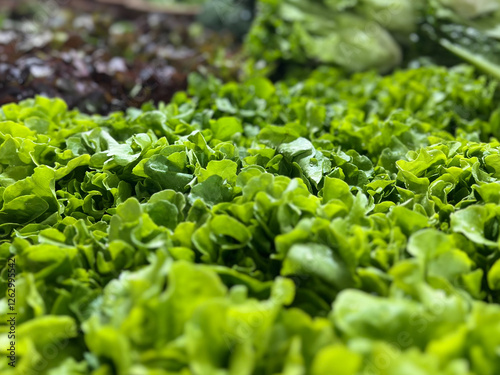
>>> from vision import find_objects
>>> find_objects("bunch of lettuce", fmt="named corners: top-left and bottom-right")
top-left (245, 0), bottom-right (500, 78)
top-left (422, 0), bottom-right (500, 80)
top-left (1, 64), bottom-right (500, 374)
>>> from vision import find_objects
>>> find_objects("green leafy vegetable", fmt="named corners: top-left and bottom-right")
top-left (1, 63), bottom-right (500, 374)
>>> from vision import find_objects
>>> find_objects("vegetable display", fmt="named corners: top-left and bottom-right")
top-left (1, 63), bottom-right (500, 374)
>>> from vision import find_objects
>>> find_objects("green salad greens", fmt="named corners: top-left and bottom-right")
top-left (245, 0), bottom-right (500, 78)
top-left (1, 64), bottom-right (500, 374)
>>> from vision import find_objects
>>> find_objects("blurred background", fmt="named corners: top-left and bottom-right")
top-left (0, 0), bottom-right (253, 114)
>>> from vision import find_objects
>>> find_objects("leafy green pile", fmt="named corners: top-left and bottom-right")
top-left (245, 0), bottom-right (500, 78)
top-left (1, 64), bottom-right (500, 374)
